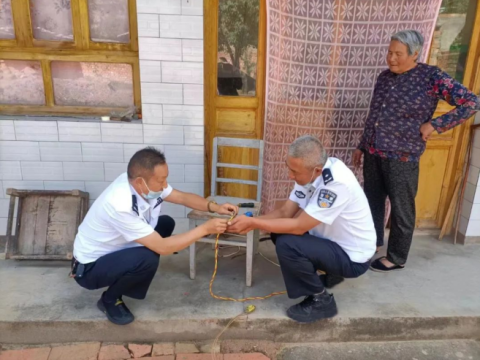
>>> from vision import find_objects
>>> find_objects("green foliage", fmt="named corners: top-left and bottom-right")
top-left (218, 0), bottom-right (259, 69)
top-left (440, 0), bottom-right (470, 14)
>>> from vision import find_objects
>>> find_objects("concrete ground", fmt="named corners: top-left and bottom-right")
top-left (0, 235), bottom-right (479, 345)
top-left (279, 340), bottom-right (480, 360)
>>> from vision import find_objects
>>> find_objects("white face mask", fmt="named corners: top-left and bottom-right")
top-left (297, 167), bottom-right (319, 192)
top-left (141, 178), bottom-right (163, 200)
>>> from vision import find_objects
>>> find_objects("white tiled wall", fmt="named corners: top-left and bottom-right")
top-left (0, 0), bottom-right (204, 236)
top-left (459, 113), bottom-right (480, 242)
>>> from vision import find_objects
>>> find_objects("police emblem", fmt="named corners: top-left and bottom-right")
top-left (318, 189), bottom-right (337, 208)
top-left (295, 190), bottom-right (306, 199)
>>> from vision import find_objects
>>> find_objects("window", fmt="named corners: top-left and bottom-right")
top-left (428, 0), bottom-right (478, 82)
top-left (0, 0), bottom-right (140, 115)
top-left (217, 0), bottom-right (259, 97)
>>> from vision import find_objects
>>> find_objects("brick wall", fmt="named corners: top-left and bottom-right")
top-left (458, 112), bottom-right (480, 244)
top-left (0, 0), bottom-right (204, 236)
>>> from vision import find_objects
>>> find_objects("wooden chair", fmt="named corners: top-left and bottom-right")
top-left (187, 137), bottom-right (264, 286)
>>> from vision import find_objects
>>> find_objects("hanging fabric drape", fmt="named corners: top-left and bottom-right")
top-left (261, 0), bottom-right (443, 213)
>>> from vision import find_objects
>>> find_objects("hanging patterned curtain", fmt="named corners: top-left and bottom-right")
top-left (262, 0), bottom-right (443, 213)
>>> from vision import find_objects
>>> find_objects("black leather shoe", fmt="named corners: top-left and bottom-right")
top-left (97, 293), bottom-right (135, 325)
top-left (286, 292), bottom-right (338, 323)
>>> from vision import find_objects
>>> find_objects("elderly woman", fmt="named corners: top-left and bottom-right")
top-left (353, 29), bottom-right (480, 273)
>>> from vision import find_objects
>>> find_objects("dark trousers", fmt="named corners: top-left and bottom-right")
top-left (75, 215), bottom-right (175, 301)
top-left (363, 151), bottom-right (419, 266)
top-left (272, 233), bottom-right (370, 299)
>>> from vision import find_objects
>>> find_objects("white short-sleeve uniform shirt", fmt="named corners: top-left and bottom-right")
top-left (73, 173), bottom-right (173, 264)
top-left (288, 158), bottom-right (376, 263)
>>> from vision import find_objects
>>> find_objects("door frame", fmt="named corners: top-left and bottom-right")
top-left (203, 0), bottom-right (267, 197)
top-left (434, 1), bottom-right (480, 232)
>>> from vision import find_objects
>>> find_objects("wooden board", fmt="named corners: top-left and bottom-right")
top-left (416, 147), bottom-right (450, 228)
top-left (5, 189), bottom-right (89, 260)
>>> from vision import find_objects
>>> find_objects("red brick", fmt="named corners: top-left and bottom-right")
top-left (175, 343), bottom-right (199, 354)
top-left (0, 347), bottom-right (51, 360)
top-left (176, 355), bottom-right (223, 360)
top-left (128, 344), bottom-right (152, 358)
top-left (49, 342), bottom-right (100, 360)
top-left (152, 343), bottom-right (174, 356)
top-left (224, 354), bottom-right (270, 360)
top-left (98, 345), bottom-right (131, 360)
top-left (199, 343), bottom-right (220, 353)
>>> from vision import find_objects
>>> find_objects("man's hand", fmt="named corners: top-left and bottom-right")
top-left (353, 149), bottom-right (363, 169)
top-left (201, 218), bottom-right (228, 235)
top-left (227, 215), bottom-right (254, 234)
top-left (214, 202), bottom-right (239, 216)
top-left (420, 122), bottom-right (435, 142)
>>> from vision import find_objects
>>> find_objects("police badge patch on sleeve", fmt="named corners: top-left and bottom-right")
top-left (154, 197), bottom-right (164, 209)
top-left (322, 168), bottom-right (334, 185)
top-left (132, 195), bottom-right (139, 215)
top-left (318, 189), bottom-right (337, 208)
top-left (295, 190), bottom-right (306, 199)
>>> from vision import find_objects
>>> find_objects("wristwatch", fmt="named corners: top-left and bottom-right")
top-left (207, 200), bottom-right (217, 213)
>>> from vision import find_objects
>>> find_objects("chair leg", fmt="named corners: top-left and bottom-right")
top-left (253, 229), bottom-right (260, 255)
top-left (190, 242), bottom-right (196, 280)
top-left (246, 231), bottom-right (254, 287)
top-left (189, 219), bottom-right (196, 280)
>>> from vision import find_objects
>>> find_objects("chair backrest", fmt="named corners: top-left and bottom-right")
top-left (211, 137), bottom-right (264, 201)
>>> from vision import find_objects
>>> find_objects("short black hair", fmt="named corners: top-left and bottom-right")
top-left (127, 147), bottom-right (166, 180)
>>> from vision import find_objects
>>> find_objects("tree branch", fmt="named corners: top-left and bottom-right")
top-left (219, 26), bottom-right (236, 66)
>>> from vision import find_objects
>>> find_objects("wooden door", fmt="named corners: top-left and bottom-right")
top-left (204, 0), bottom-right (266, 199)
top-left (416, 0), bottom-right (480, 229)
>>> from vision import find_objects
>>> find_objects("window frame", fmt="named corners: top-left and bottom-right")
top-left (0, 0), bottom-right (141, 116)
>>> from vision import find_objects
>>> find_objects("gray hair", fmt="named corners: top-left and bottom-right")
top-left (288, 135), bottom-right (328, 169)
top-left (391, 30), bottom-right (424, 61)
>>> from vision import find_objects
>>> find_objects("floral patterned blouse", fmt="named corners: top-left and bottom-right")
top-left (358, 63), bottom-right (480, 162)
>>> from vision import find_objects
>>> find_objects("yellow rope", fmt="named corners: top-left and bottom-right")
top-left (209, 213), bottom-right (287, 302)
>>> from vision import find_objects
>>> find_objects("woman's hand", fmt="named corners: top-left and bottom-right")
top-left (420, 122), bottom-right (435, 141)
top-left (353, 149), bottom-right (363, 169)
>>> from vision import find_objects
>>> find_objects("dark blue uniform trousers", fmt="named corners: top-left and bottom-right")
top-left (75, 215), bottom-right (175, 301)
top-left (272, 233), bottom-right (370, 299)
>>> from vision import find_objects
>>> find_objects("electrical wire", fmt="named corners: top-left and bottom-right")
top-left (211, 305), bottom-right (256, 360)
top-left (209, 213), bottom-right (287, 302)
top-left (259, 251), bottom-right (280, 267)
top-left (209, 214), bottom-right (286, 360)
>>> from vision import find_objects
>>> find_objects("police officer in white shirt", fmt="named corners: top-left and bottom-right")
top-left (72, 147), bottom-right (237, 325)
top-left (228, 135), bottom-right (376, 323)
